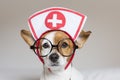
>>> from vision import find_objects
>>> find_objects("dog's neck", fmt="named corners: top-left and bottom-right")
top-left (42, 64), bottom-right (72, 80)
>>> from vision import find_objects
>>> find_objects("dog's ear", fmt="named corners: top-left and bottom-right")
top-left (75, 30), bottom-right (91, 48)
top-left (21, 29), bottom-right (35, 46)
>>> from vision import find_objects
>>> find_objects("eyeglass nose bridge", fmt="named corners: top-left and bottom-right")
top-left (50, 45), bottom-right (59, 54)
top-left (52, 45), bottom-right (58, 49)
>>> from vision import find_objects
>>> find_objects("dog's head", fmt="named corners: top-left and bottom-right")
top-left (21, 30), bottom-right (91, 70)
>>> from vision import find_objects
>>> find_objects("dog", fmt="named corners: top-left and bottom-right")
top-left (21, 30), bottom-right (91, 80)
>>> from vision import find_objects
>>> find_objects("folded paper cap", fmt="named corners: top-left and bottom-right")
top-left (28, 7), bottom-right (87, 41)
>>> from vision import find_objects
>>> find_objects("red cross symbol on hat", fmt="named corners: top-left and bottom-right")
top-left (45, 11), bottom-right (66, 29)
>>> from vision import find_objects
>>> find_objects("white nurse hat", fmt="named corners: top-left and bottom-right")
top-left (28, 7), bottom-right (87, 41)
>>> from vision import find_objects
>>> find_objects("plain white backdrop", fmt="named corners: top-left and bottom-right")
top-left (0, 0), bottom-right (120, 79)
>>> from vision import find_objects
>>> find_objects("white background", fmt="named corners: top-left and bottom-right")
top-left (0, 0), bottom-right (120, 79)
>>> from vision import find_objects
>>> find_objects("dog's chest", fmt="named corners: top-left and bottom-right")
top-left (40, 67), bottom-right (83, 80)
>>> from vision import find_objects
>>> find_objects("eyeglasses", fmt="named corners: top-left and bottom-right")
top-left (30, 38), bottom-right (78, 57)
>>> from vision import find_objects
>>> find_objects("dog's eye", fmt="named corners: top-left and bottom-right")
top-left (42, 43), bottom-right (50, 49)
top-left (61, 42), bottom-right (68, 48)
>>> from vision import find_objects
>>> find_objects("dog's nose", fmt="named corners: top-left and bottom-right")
top-left (49, 53), bottom-right (59, 63)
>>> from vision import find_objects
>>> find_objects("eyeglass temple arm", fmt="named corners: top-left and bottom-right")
top-left (30, 45), bottom-right (35, 49)
top-left (30, 45), bottom-right (40, 49)
top-left (75, 45), bottom-right (79, 49)
top-left (30, 46), bottom-right (39, 56)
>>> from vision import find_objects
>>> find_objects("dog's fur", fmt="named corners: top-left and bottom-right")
top-left (21, 30), bottom-right (91, 80)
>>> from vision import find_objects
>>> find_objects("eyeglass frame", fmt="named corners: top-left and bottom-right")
top-left (30, 38), bottom-right (78, 57)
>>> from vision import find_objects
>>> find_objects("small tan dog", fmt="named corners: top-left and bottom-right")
top-left (21, 30), bottom-right (91, 80)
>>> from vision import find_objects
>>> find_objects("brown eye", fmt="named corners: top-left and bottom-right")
top-left (61, 42), bottom-right (68, 48)
top-left (42, 43), bottom-right (50, 48)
